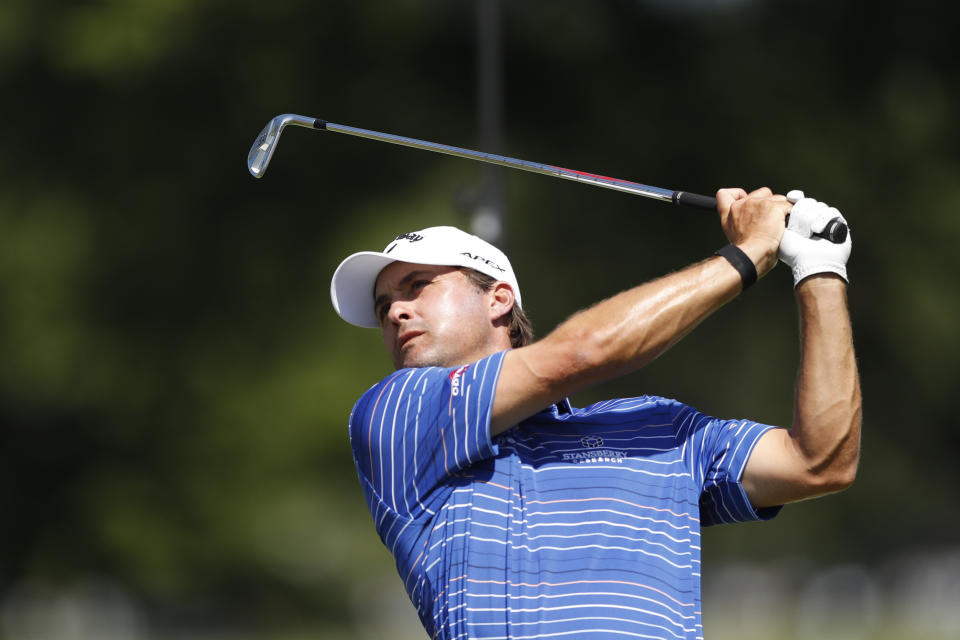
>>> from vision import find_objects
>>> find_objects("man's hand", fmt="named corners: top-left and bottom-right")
top-left (778, 191), bottom-right (852, 286)
top-left (715, 187), bottom-right (791, 278)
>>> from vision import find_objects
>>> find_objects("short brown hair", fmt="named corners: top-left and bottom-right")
top-left (460, 268), bottom-right (534, 348)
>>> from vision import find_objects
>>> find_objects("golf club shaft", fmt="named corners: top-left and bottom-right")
top-left (318, 119), bottom-right (847, 243)
top-left (316, 119), bottom-right (716, 210)
top-left (249, 114), bottom-right (847, 243)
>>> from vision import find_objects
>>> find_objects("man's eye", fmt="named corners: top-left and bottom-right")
top-left (377, 304), bottom-right (389, 321)
top-left (412, 280), bottom-right (429, 290)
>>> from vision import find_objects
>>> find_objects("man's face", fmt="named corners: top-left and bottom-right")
top-left (374, 262), bottom-right (497, 369)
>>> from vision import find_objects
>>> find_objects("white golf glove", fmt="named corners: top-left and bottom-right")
top-left (778, 190), bottom-right (852, 287)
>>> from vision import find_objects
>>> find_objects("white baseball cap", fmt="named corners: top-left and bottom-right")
top-left (330, 226), bottom-right (522, 328)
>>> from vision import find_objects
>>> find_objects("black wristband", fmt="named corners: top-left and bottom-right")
top-left (715, 244), bottom-right (758, 291)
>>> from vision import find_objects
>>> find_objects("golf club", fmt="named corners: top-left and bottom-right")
top-left (247, 114), bottom-right (848, 243)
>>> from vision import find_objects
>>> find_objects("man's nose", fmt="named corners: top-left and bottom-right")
top-left (387, 298), bottom-right (415, 324)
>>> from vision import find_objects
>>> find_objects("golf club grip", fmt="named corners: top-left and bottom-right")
top-left (673, 191), bottom-right (717, 211)
top-left (673, 190), bottom-right (848, 244)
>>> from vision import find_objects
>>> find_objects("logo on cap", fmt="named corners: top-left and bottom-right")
top-left (461, 252), bottom-right (506, 273)
top-left (384, 232), bottom-right (425, 255)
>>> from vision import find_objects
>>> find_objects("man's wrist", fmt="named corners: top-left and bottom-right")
top-left (735, 239), bottom-right (779, 278)
top-left (795, 272), bottom-right (848, 294)
top-left (791, 261), bottom-right (849, 288)
top-left (715, 244), bottom-right (757, 291)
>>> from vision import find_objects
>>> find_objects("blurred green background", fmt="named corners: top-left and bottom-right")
top-left (2, 1), bottom-right (958, 638)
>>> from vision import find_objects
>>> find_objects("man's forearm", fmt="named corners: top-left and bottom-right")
top-left (492, 187), bottom-right (789, 435)
top-left (740, 275), bottom-right (861, 507)
top-left (549, 255), bottom-right (744, 383)
top-left (792, 276), bottom-right (862, 487)
top-left (494, 253), bottom-right (751, 433)
top-left (541, 190), bottom-right (786, 391)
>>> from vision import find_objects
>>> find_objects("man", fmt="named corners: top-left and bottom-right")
top-left (330, 187), bottom-right (861, 639)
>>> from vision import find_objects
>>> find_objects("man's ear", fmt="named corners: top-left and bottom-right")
top-left (488, 282), bottom-right (515, 325)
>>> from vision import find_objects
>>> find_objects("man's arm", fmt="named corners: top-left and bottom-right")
top-left (741, 275), bottom-right (861, 507)
top-left (491, 187), bottom-right (789, 435)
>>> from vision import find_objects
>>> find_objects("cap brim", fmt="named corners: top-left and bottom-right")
top-left (330, 251), bottom-right (397, 328)
top-left (331, 240), bottom-right (522, 328)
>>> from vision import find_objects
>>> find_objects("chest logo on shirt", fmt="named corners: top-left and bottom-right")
top-left (449, 365), bottom-right (470, 397)
top-left (561, 436), bottom-right (629, 464)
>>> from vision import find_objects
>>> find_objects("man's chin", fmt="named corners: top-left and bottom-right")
top-left (402, 349), bottom-right (470, 369)
top-left (399, 357), bottom-right (447, 369)
top-left (396, 347), bottom-right (445, 370)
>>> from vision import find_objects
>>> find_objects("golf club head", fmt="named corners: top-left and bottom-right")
top-left (247, 114), bottom-right (319, 178)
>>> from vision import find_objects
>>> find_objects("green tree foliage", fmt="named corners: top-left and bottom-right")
top-left (1, 0), bottom-right (958, 635)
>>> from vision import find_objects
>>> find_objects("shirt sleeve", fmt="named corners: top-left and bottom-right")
top-left (677, 406), bottom-right (783, 526)
top-left (348, 351), bottom-right (506, 520)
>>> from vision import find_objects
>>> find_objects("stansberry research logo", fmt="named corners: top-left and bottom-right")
top-left (563, 435), bottom-right (628, 464)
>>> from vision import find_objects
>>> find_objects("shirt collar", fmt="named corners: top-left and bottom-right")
top-left (537, 398), bottom-right (573, 416)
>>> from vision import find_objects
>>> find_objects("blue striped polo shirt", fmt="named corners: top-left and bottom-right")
top-left (348, 350), bottom-right (781, 639)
